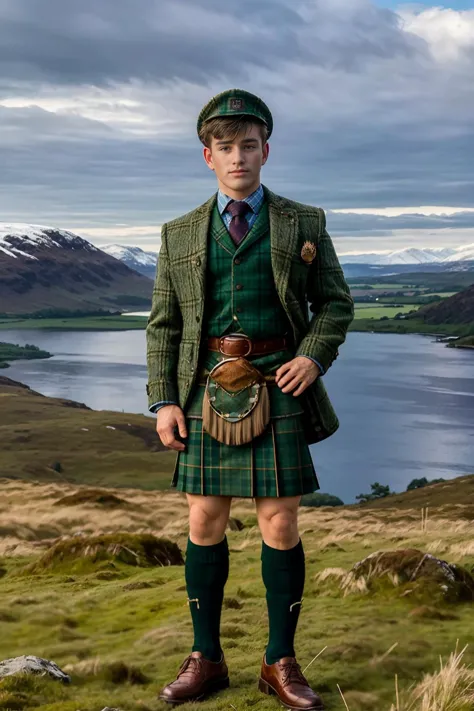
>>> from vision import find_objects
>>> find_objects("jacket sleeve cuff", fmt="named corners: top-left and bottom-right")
top-left (146, 379), bottom-right (179, 410)
top-left (149, 400), bottom-right (179, 414)
top-left (298, 355), bottom-right (325, 376)
top-left (296, 337), bottom-right (336, 374)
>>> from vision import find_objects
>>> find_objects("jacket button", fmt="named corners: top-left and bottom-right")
top-left (235, 284), bottom-right (243, 291)
top-left (194, 257), bottom-right (201, 267)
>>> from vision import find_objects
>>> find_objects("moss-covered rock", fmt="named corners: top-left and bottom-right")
top-left (53, 489), bottom-right (130, 509)
top-left (15, 533), bottom-right (184, 576)
top-left (343, 548), bottom-right (474, 603)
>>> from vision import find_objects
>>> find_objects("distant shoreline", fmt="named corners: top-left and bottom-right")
top-left (0, 315), bottom-right (148, 331)
top-left (0, 314), bottom-right (471, 344)
top-left (0, 342), bottom-right (52, 368)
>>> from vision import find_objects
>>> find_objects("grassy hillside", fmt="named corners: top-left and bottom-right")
top-left (416, 284), bottom-right (474, 325)
top-left (0, 376), bottom-right (175, 488)
top-left (0, 477), bottom-right (472, 710)
top-left (356, 474), bottom-right (474, 516)
top-left (448, 335), bottom-right (474, 349)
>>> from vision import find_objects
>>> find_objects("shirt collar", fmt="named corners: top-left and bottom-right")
top-left (217, 184), bottom-right (264, 216)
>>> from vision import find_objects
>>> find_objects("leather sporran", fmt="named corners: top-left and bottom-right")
top-left (202, 357), bottom-right (270, 446)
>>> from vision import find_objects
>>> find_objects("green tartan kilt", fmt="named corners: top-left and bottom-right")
top-left (171, 384), bottom-right (320, 498)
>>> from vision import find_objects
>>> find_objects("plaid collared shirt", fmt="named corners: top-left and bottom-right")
top-left (217, 184), bottom-right (264, 230)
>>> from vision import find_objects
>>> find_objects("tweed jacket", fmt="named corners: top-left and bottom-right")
top-left (146, 185), bottom-right (354, 444)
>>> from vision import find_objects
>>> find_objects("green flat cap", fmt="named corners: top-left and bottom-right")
top-left (197, 89), bottom-right (273, 139)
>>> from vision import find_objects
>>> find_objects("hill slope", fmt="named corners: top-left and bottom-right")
top-left (416, 283), bottom-right (474, 325)
top-left (0, 375), bottom-right (175, 487)
top-left (0, 224), bottom-right (153, 314)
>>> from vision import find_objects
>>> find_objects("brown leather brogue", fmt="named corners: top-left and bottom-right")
top-left (159, 651), bottom-right (229, 704)
top-left (259, 656), bottom-right (325, 710)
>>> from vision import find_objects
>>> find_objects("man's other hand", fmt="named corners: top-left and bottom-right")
top-left (275, 357), bottom-right (321, 397)
top-left (156, 405), bottom-right (188, 451)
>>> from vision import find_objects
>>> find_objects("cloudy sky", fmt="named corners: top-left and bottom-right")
top-left (0, 0), bottom-right (473, 255)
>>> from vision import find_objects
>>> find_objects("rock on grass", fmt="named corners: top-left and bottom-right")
top-left (0, 655), bottom-right (70, 683)
top-left (344, 548), bottom-right (474, 603)
top-left (14, 533), bottom-right (184, 576)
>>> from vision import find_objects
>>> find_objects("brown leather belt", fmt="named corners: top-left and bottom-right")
top-left (207, 334), bottom-right (289, 357)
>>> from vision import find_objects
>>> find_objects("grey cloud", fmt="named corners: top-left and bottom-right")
top-left (0, 0), bottom-right (421, 87)
top-left (0, 0), bottom-right (472, 250)
top-left (327, 210), bottom-right (474, 234)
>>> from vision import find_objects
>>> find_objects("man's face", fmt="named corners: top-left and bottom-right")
top-left (203, 123), bottom-right (270, 198)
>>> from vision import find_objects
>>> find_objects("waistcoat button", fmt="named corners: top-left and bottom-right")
top-left (234, 257), bottom-right (241, 265)
top-left (235, 284), bottom-right (243, 290)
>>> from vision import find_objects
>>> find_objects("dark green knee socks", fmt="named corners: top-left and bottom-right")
top-left (185, 537), bottom-right (229, 663)
top-left (261, 539), bottom-right (305, 665)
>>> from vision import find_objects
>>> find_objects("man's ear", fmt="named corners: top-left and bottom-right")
top-left (203, 146), bottom-right (215, 171)
top-left (262, 142), bottom-right (270, 166)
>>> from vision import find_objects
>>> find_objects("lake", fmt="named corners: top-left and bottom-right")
top-left (2, 329), bottom-right (473, 504)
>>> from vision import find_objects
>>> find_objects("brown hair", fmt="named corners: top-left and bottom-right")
top-left (199, 115), bottom-right (269, 148)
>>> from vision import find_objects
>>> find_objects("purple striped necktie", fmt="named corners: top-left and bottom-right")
top-left (227, 200), bottom-right (252, 246)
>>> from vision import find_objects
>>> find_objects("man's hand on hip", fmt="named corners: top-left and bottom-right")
top-left (156, 405), bottom-right (188, 451)
top-left (275, 357), bottom-right (320, 397)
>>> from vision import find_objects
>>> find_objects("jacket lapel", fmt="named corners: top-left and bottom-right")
top-left (189, 193), bottom-right (216, 300)
top-left (264, 185), bottom-right (298, 307)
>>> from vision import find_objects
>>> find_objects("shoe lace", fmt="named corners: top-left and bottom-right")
top-left (177, 655), bottom-right (203, 680)
top-left (280, 660), bottom-right (308, 688)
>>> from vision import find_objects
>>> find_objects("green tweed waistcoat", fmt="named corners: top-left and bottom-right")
top-left (204, 201), bottom-right (291, 339)
top-left (185, 200), bottom-right (304, 420)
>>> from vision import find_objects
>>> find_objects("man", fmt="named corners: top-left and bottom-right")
top-left (146, 89), bottom-right (354, 709)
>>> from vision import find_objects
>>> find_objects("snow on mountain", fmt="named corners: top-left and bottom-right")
top-left (339, 245), bottom-right (473, 265)
top-left (0, 223), bottom-right (98, 259)
top-left (101, 244), bottom-right (158, 279)
top-left (102, 244), bottom-right (158, 267)
top-left (442, 243), bottom-right (474, 263)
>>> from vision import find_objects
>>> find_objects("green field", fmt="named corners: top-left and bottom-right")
top-left (0, 316), bottom-right (149, 331)
top-left (353, 305), bottom-right (420, 319)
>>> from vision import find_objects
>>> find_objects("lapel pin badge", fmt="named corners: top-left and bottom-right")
top-left (301, 241), bottom-right (317, 264)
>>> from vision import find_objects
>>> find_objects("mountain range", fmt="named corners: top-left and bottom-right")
top-left (2, 222), bottom-right (474, 315)
top-left (101, 243), bottom-right (474, 273)
top-left (339, 244), bottom-right (474, 266)
top-left (101, 243), bottom-right (474, 279)
top-left (0, 224), bottom-right (153, 315)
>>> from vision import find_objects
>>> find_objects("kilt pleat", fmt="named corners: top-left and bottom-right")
top-left (171, 415), bottom-right (319, 498)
